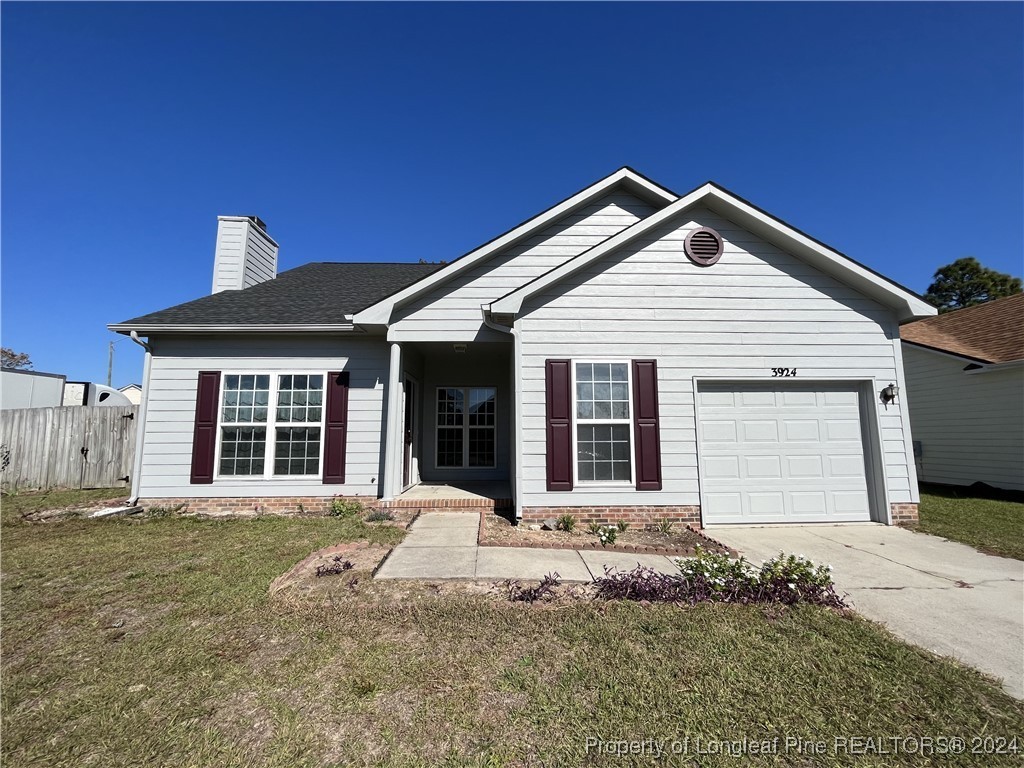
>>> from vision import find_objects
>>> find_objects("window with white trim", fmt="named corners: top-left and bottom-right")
top-left (436, 386), bottom-right (496, 468)
top-left (574, 362), bottom-right (632, 483)
top-left (218, 373), bottom-right (324, 477)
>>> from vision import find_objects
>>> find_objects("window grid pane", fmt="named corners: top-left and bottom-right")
top-left (576, 424), bottom-right (631, 483)
top-left (274, 427), bottom-right (321, 475)
top-left (576, 363), bottom-right (629, 421)
top-left (436, 427), bottom-right (464, 467)
top-left (276, 374), bottom-right (324, 425)
top-left (221, 374), bottom-right (270, 424)
top-left (220, 427), bottom-right (267, 475)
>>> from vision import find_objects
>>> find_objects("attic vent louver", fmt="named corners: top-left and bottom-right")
top-left (684, 227), bottom-right (724, 266)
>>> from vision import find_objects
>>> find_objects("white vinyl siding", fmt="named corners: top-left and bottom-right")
top-left (212, 217), bottom-right (278, 293)
top-left (902, 344), bottom-right (1024, 491)
top-left (137, 336), bottom-right (388, 498)
top-left (517, 206), bottom-right (916, 510)
top-left (390, 192), bottom-right (657, 339)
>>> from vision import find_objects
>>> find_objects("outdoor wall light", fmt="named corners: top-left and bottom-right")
top-left (453, 344), bottom-right (467, 353)
top-left (880, 383), bottom-right (899, 405)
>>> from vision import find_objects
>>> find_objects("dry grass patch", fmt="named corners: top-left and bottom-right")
top-left (3, 490), bottom-right (1023, 767)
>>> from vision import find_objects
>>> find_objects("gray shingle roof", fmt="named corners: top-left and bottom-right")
top-left (112, 262), bottom-right (442, 329)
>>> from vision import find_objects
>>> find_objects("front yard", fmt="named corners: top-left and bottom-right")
top-left (917, 488), bottom-right (1024, 561)
top-left (2, 490), bottom-right (1023, 767)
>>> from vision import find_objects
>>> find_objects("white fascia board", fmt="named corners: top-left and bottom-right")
top-left (490, 184), bottom-right (937, 322)
top-left (107, 323), bottom-right (359, 334)
top-left (352, 168), bottom-right (677, 326)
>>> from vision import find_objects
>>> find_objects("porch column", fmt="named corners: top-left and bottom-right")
top-left (382, 341), bottom-right (403, 500)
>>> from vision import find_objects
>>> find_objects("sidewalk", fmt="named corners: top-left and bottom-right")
top-left (375, 511), bottom-right (681, 581)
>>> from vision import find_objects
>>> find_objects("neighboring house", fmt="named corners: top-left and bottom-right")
top-left (109, 168), bottom-right (936, 526)
top-left (118, 383), bottom-right (143, 405)
top-left (1, 369), bottom-right (66, 409)
top-left (0, 370), bottom-right (133, 409)
top-left (900, 294), bottom-right (1024, 492)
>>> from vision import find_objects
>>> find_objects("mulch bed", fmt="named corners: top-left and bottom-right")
top-left (269, 540), bottom-right (393, 597)
top-left (478, 511), bottom-right (733, 556)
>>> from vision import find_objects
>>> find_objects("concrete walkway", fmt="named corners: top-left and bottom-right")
top-left (710, 524), bottom-right (1024, 700)
top-left (375, 512), bottom-right (680, 582)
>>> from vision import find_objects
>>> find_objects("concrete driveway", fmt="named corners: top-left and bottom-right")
top-left (709, 524), bottom-right (1024, 699)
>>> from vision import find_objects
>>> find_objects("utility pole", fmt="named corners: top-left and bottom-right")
top-left (107, 341), bottom-right (114, 386)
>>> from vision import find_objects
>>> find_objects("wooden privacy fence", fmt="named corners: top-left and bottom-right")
top-left (0, 406), bottom-right (138, 490)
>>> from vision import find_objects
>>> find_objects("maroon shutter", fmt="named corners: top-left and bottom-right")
top-left (632, 360), bottom-right (662, 491)
top-left (190, 371), bottom-right (221, 484)
top-left (323, 371), bottom-right (350, 484)
top-left (545, 359), bottom-right (573, 491)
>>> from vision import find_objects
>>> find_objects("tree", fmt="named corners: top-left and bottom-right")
top-left (923, 257), bottom-right (1022, 313)
top-left (1, 348), bottom-right (33, 370)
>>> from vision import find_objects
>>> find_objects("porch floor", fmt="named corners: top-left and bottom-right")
top-left (385, 482), bottom-right (512, 510)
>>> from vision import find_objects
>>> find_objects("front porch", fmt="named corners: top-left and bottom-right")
top-left (381, 481), bottom-right (513, 511)
top-left (381, 340), bottom-right (515, 507)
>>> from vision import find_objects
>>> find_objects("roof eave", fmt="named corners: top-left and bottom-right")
top-left (108, 323), bottom-right (360, 335)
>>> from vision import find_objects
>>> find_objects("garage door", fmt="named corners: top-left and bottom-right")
top-left (698, 383), bottom-right (872, 524)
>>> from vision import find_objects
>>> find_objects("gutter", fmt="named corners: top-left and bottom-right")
top-left (108, 323), bottom-right (359, 334)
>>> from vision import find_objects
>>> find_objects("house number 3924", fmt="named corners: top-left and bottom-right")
top-left (771, 367), bottom-right (797, 377)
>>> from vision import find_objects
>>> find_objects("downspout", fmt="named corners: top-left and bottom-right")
top-left (481, 306), bottom-right (523, 520)
top-left (127, 331), bottom-right (152, 505)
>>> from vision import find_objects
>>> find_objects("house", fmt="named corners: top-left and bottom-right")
top-left (1, 370), bottom-right (132, 409)
top-left (118, 383), bottom-right (143, 406)
top-left (900, 293), bottom-right (1024, 492)
top-left (109, 168), bottom-right (936, 526)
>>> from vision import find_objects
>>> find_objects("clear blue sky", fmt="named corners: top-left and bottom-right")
top-left (3, 2), bottom-right (1022, 386)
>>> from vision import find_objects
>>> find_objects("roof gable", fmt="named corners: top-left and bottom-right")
top-left (901, 293), bottom-right (1024, 363)
top-left (352, 167), bottom-right (677, 326)
top-left (489, 182), bottom-right (936, 323)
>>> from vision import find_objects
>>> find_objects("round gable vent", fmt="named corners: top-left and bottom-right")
top-left (684, 227), bottom-right (723, 266)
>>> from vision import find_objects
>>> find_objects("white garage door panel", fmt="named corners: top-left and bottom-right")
top-left (699, 383), bottom-right (872, 524)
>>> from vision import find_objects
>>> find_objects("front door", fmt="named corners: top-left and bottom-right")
top-left (403, 377), bottom-right (416, 488)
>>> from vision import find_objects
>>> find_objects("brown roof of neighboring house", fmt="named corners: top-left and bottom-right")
top-left (900, 293), bottom-right (1024, 364)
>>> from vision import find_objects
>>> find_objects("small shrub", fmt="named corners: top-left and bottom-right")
top-left (316, 556), bottom-right (354, 578)
top-left (616, 520), bottom-right (630, 532)
top-left (556, 514), bottom-right (577, 532)
top-left (597, 526), bottom-right (617, 547)
top-left (655, 518), bottom-right (674, 533)
top-left (365, 509), bottom-right (394, 523)
top-left (593, 547), bottom-right (846, 608)
top-left (587, 522), bottom-right (602, 534)
top-left (329, 498), bottom-right (363, 518)
top-left (757, 552), bottom-right (839, 606)
top-left (505, 572), bottom-right (561, 603)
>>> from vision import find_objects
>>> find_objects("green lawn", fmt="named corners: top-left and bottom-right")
top-left (918, 489), bottom-right (1024, 560)
top-left (2, 490), bottom-right (1023, 767)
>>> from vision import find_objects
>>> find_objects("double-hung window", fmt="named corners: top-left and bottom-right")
top-left (574, 362), bottom-right (632, 483)
top-left (218, 373), bottom-right (324, 477)
top-left (436, 386), bottom-right (496, 468)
